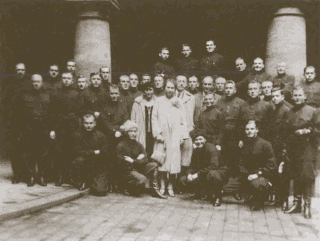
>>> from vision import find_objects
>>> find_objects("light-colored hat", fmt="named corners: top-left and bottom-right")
top-left (120, 120), bottom-right (138, 132)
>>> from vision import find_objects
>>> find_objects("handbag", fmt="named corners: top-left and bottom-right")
top-left (151, 140), bottom-right (166, 165)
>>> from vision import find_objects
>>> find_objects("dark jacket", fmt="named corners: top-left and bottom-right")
top-left (153, 60), bottom-right (175, 78)
top-left (175, 56), bottom-right (199, 75)
top-left (120, 89), bottom-right (134, 113)
top-left (272, 74), bottom-right (295, 101)
top-left (129, 88), bottom-right (143, 99)
top-left (80, 85), bottom-right (108, 113)
top-left (186, 142), bottom-right (224, 179)
top-left (239, 136), bottom-right (276, 181)
top-left (200, 52), bottom-right (224, 75)
top-left (301, 80), bottom-right (320, 108)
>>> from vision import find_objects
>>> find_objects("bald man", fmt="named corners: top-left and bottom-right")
top-left (16, 74), bottom-right (52, 186)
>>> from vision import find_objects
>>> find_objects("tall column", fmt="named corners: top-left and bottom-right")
top-left (74, 6), bottom-right (111, 82)
top-left (265, 7), bottom-right (306, 81)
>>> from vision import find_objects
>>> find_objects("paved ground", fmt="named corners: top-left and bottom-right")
top-left (0, 192), bottom-right (319, 241)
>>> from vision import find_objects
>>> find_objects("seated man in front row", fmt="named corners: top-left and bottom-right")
top-left (180, 129), bottom-right (229, 207)
top-left (223, 120), bottom-right (276, 211)
top-left (71, 111), bottom-right (109, 196)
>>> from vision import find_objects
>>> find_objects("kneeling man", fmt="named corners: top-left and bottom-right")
top-left (180, 129), bottom-right (229, 206)
top-left (223, 120), bottom-right (276, 210)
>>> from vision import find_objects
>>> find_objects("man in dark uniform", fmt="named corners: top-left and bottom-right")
top-left (100, 84), bottom-right (128, 192)
top-left (272, 62), bottom-right (295, 102)
top-left (233, 57), bottom-right (251, 84)
top-left (180, 129), bottom-right (228, 206)
top-left (66, 59), bottom-right (76, 76)
top-left (141, 74), bottom-right (152, 84)
top-left (16, 74), bottom-right (52, 186)
top-left (43, 64), bottom-right (60, 93)
top-left (153, 75), bottom-right (165, 97)
top-left (153, 47), bottom-right (175, 78)
top-left (99, 66), bottom-right (111, 90)
top-left (300, 66), bottom-right (320, 108)
top-left (216, 80), bottom-right (245, 178)
top-left (200, 39), bottom-right (224, 77)
top-left (215, 77), bottom-right (226, 97)
top-left (261, 79), bottom-right (273, 103)
top-left (129, 73), bottom-right (143, 99)
top-left (175, 44), bottom-right (198, 75)
top-left (50, 71), bottom-right (81, 186)
top-left (223, 120), bottom-right (276, 211)
top-left (71, 112), bottom-right (109, 195)
top-left (237, 58), bottom-right (271, 101)
top-left (76, 75), bottom-right (88, 93)
top-left (119, 75), bottom-right (134, 113)
top-left (188, 75), bottom-right (200, 95)
top-left (238, 80), bottom-right (274, 143)
top-left (268, 84), bottom-right (292, 210)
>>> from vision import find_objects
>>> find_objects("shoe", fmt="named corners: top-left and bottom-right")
top-left (233, 193), bottom-right (242, 201)
top-left (168, 189), bottom-right (175, 197)
top-left (285, 195), bottom-right (302, 214)
top-left (55, 175), bottom-right (63, 186)
top-left (78, 183), bottom-right (88, 191)
top-left (304, 202), bottom-right (312, 219)
top-left (27, 177), bottom-right (36, 187)
top-left (38, 176), bottom-right (47, 186)
top-left (214, 197), bottom-right (222, 207)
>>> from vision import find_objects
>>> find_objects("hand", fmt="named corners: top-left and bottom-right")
top-left (239, 141), bottom-right (243, 148)
top-left (215, 145), bottom-right (221, 151)
top-left (137, 154), bottom-right (145, 160)
top-left (294, 129), bottom-right (305, 135)
top-left (192, 143), bottom-right (197, 150)
top-left (248, 174), bottom-right (258, 181)
top-left (115, 131), bottom-right (122, 138)
top-left (94, 112), bottom-right (100, 118)
top-left (278, 162), bottom-right (284, 174)
top-left (192, 173), bottom-right (198, 180)
top-left (94, 150), bottom-right (100, 155)
top-left (50, 131), bottom-right (55, 140)
top-left (187, 174), bottom-right (193, 182)
top-left (124, 156), bottom-right (134, 163)
top-left (156, 134), bottom-right (164, 142)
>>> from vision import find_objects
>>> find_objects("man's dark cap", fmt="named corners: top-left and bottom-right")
top-left (190, 129), bottom-right (208, 141)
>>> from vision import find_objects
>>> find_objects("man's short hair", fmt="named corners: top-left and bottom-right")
top-left (159, 47), bottom-right (169, 53)
top-left (109, 84), bottom-right (120, 92)
top-left (165, 78), bottom-right (177, 89)
top-left (202, 75), bottom-right (214, 83)
top-left (61, 71), bottom-right (73, 78)
top-left (292, 87), bottom-right (305, 95)
top-left (182, 43), bottom-right (191, 49)
top-left (188, 75), bottom-right (198, 81)
top-left (304, 65), bottom-right (316, 74)
top-left (225, 80), bottom-right (236, 88)
top-left (262, 79), bottom-right (273, 84)
top-left (246, 120), bottom-right (258, 128)
top-left (67, 59), bottom-right (75, 63)
top-left (142, 73), bottom-right (151, 78)
top-left (99, 66), bottom-right (109, 72)
top-left (119, 75), bottom-right (129, 81)
top-left (176, 74), bottom-right (188, 81)
top-left (77, 75), bottom-right (86, 81)
top-left (248, 79), bottom-right (261, 88)
top-left (50, 64), bottom-right (59, 69)
top-left (235, 57), bottom-right (245, 62)
top-left (140, 81), bottom-right (155, 92)
top-left (254, 57), bottom-right (264, 63)
top-left (129, 73), bottom-right (138, 78)
top-left (82, 113), bottom-right (96, 121)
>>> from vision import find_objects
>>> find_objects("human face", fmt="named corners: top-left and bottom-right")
top-left (277, 63), bottom-right (286, 75)
top-left (225, 83), bottom-right (236, 97)
top-left (129, 74), bottom-right (139, 88)
top-left (100, 67), bottom-right (110, 81)
top-left (16, 63), bottom-right (26, 77)
top-left (119, 77), bottom-right (130, 90)
top-left (194, 136), bottom-right (206, 148)
top-left (159, 49), bottom-right (169, 61)
top-left (261, 81), bottom-right (273, 96)
top-left (165, 81), bottom-right (175, 99)
top-left (67, 61), bottom-right (75, 72)
top-left (91, 74), bottom-right (102, 88)
top-left (235, 59), bottom-right (246, 71)
top-left (292, 89), bottom-right (306, 105)
top-left (182, 46), bottom-right (191, 58)
top-left (109, 88), bottom-right (120, 102)
top-left (62, 73), bottom-right (73, 86)
top-left (206, 40), bottom-right (216, 53)
top-left (248, 83), bottom-right (260, 98)
top-left (142, 75), bottom-right (151, 84)
top-left (304, 67), bottom-right (316, 82)
top-left (83, 116), bottom-right (96, 132)
top-left (188, 76), bottom-right (199, 90)
top-left (32, 75), bottom-right (43, 90)
top-left (176, 76), bottom-right (187, 92)
top-left (202, 77), bottom-right (214, 94)
top-left (154, 76), bottom-right (164, 89)
top-left (272, 90), bottom-right (284, 105)
top-left (144, 87), bottom-right (154, 100)
top-left (215, 77), bottom-right (226, 92)
top-left (253, 58), bottom-right (264, 72)
top-left (49, 65), bottom-right (59, 78)
top-left (245, 122), bottom-right (258, 138)
top-left (77, 78), bottom-right (87, 90)
top-left (127, 128), bottom-right (138, 140)
top-left (204, 94), bottom-right (214, 107)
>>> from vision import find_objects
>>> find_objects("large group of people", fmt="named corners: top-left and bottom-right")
top-left (1, 38), bottom-right (320, 220)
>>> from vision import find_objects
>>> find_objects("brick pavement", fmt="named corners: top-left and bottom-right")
top-left (0, 192), bottom-right (318, 241)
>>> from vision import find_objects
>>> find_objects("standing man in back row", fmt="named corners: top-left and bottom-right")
top-left (200, 38), bottom-right (224, 77)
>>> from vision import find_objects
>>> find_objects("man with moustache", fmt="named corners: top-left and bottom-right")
top-left (200, 39), bottom-right (224, 77)
top-left (99, 66), bottom-right (111, 90)
top-left (153, 75), bottom-right (165, 97)
top-left (175, 44), bottom-right (199, 75)
top-left (129, 73), bottom-right (143, 99)
top-left (76, 75), bottom-right (88, 93)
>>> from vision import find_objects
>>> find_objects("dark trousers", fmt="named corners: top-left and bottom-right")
top-left (221, 135), bottom-right (240, 176)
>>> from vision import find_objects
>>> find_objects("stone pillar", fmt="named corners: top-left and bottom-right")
top-left (265, 7), bottom-right (306, 81)
top-left (74, 7), bottom-right (111, 82)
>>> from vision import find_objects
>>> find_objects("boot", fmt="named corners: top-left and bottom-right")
top-left (285, 195), bottom-right (302, 214)
top-left (250, 195), bottom-right (264, 211)
top-left (27, 174), bottom-right (36, 187)
top-left (281, 197), bottom-right (289, 211)
top-left (78, 182), bottom-right (88, 191)
top-left (167, 181), bottom-right (175, 197)
top-left (38, 176), bottom-right (47, 186)
top-left (159, 175), bottom-right (166, 195)
top-left (213, 189), bottom-right (222, 207)
top-left (151, 169), bottom-right (168, 199)
top-left (303, 198), bottom-right (312, 219)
